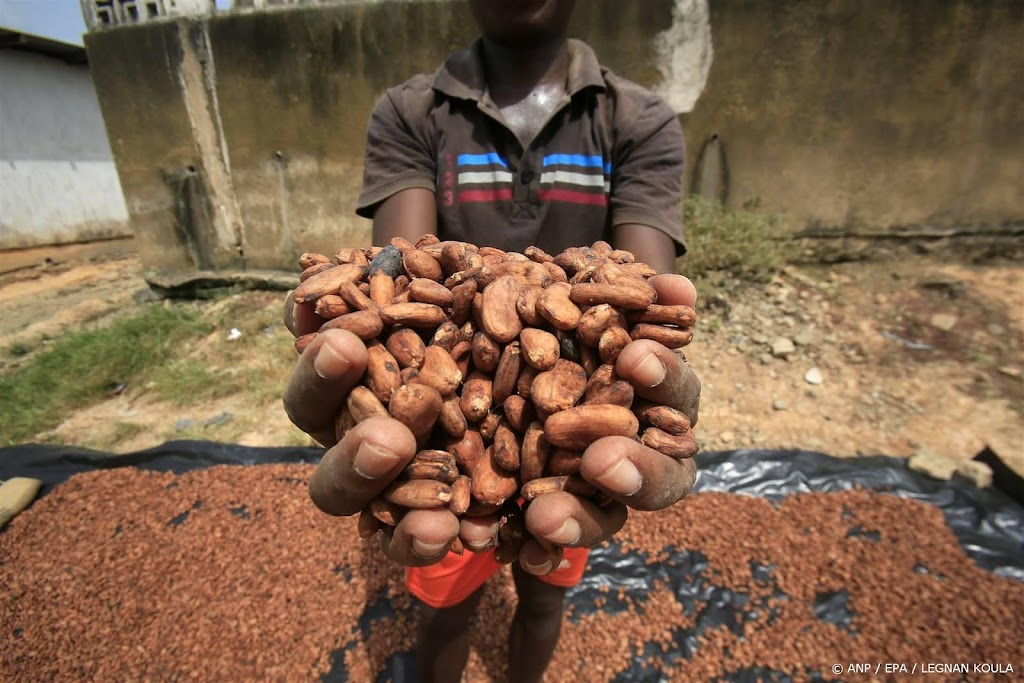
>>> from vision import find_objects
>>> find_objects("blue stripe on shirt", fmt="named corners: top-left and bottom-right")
top-left (458, 153), bottom-right (509, 168)
top-left (542, 154), bottom-right (612, 175)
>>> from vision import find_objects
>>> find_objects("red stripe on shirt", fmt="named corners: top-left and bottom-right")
top-left (459, 188), bottom-right (513, 203)
top-left (538, 188), bottom-right (608, 206)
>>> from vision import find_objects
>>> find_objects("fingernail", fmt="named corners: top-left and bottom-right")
top-left (595, 458), bottom-right (643, 496)
top-left (352, 441), bottom-right (403, 479)
top-left (545, 518), bottom-right (581, 546)
top-left (634, 352), bottom-right (666, 387)
top-left (523, 557), bottom-right (553, 575)
top-left (313, 341), bottom-right (348, 380)
top-left (412, 539), bottom-right (449, 560)
top-left (466, 537), bottom-right (495, 553)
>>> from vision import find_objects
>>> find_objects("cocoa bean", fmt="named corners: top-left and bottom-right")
top-left (367, 245), bottom-right (403, 278)
top-left (390, 236), bottom-right (416, 253)
top-left (545, 448), bottom-right (584, 476)
top-left (448, 475), bottom-right (471, 516)
top-left (446, 429), bottom-right (485, 475)
top-left (631, 304), bottom-right (697, 327)
top-left (569, 282), bottom-right (655, 310)
top-left (430, 321), bottom-right (461, 352)
top-left (520, 422), bottom-right (550, 484)
top-left (402, 249), bottom-right (443, 281)
top-left (492, 341), bottom-right (522, 405)
top-left (365, 344), bottom-right (402, 403)
top-left (385, 328), bottom-right (425, 369)
top-left (413, 346), bottom-right (463, 396)
top-left (516, 286), bottom-right (544, 326)
top-left (537, 284), bottom-right (583, 331)
top-left (471, 332), bottom-right (502, 373)
top-left (414, 233), bottom-right (439, 249)
top-left (320, 309), bottom-right (384, 340)
top-left (524, 245), bottom-right (553, 263)
top-left (460, 374), bottom-right (493, 423)
top-left (380, 303), bottom-right (447, 328)
top-left (492, 421), bottom-right (521, 472)
top-left (449, 340), bottom-right (472, 378)
top-left (516, 364), bottom-right (539, 399)
top-left (480, 276), bottom-right (524, 343)
top-left (358, 508), bottom-right (380, 539)
top-left (300, 262), bottom-right (337, 282)
top-left (638, 405), bottom-right (692, 435)
top-left (629, 324), bottom-right (693, 349)
top-left (471, 447), bottom-right (518, 507)
top-left (450, 279), bottom-right (478, 326)
top-left (294, 333), bottom-right (316, 355)
top-left (369, 497), bottom-right (405, 526)
top-left (409, 278), bottom-right (454, 307)
top-left (577, 303), bottom-right (628, 347)
top-left (299, 252), bottom-right (333, 269)
top-left (598, 326), bottom-right (632, 364)
top-left (369, 272), bottom-right (396, 308)
top-left (502, 394), bottom-right (535, 433)
top-left (519, 328), bottom-right (560, 371)
top-left (383, 480), bottom-right (452, 509)
top-left (531, 359), bottom-right (588, 414)
top-left (544, 405), bottom-right (640, 450)
top-left (347, 385), bottom-right (389, 423)
top-left (388, 383), bottom-right (443, 440)
top-left (314, 294), bottom-right (351, 319)
top-left (641, 427), bottom-right (700, 459)
top-left (403, 450), bottom-right (459, 484)
top-left (520, 475), bottom-right (597, 501)
top-left (438, 398), bottom-right (468, 438)
top-left (479, 410), bottom-right (502, 442)
top-left (292, 263), bottom-right (365, 303)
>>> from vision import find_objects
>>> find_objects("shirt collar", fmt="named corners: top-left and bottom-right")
top-left (432, 38), bottom-right (606, 101)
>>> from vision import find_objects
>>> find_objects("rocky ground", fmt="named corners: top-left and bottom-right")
top-left (1, 243), bottom-right (1021, 480)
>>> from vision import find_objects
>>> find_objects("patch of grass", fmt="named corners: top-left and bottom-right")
top-left (0, 304), bottom-right (210, 446)
top-left (150, 359), bottom-right (238, 406)
top-left (679, 196), bottom-right (796, 282)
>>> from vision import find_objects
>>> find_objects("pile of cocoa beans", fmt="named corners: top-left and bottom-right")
top-left (292, 237), bottom-right (698, 560)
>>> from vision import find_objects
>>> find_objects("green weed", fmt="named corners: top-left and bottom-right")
top-left (0, 304), bottom-right (209, 445)
top-left (678, 196), bottom-right (796, 282)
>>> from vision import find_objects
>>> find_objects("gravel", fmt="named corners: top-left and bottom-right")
top-left (2, 465), bottom-right (1022, 681)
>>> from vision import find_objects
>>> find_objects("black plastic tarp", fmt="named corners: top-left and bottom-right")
top-left (2, 443), bottom-right (1022, 683)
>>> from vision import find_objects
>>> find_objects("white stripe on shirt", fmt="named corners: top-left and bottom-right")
top-left (459, 171), bottom-right (514, 185)
top-left (539, 170), bottom-right (608, 188)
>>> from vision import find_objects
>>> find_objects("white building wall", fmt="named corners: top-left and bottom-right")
top-left (0, 49), bottom-right (131, 249)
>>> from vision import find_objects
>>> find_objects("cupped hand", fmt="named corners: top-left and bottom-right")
top-left (520, 273), bottom-right (701, 573)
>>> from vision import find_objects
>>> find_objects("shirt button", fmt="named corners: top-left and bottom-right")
top-left (521, 169), bottom-right (535, 185)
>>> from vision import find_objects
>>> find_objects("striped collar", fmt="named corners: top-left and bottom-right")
top-left (432, 38), bottom-right (607, 102)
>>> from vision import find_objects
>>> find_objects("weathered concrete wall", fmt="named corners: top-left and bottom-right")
top-left (683, 0), bottom-right (1024, 236)
top-left (84, 0), bottom-right (1023, 276)
top-left (0, 50), bottom-right (131, 249)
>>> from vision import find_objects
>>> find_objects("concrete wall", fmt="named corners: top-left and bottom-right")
top-left (83, 0), bottom-right (1023, 276)
top-left (0, 49), bottom-right (131, 249)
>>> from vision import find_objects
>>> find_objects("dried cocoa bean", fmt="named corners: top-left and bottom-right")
top-left (446, 429), bottom-right (485, 475)
top-left (598, 326), bottom-right (632, 364)
top-left (629, 324), bottom-right (693, 349)
top-left (471, 332), bottom-right (502, 373)
top-left (545, 448), bottom-right (584, 476)
top-left (531, 359), bottom-right (588, 414)
top-left (569, 282), bottom-right (655, 310)
top-left (480, 275), bottom-right (524, 343)
top-left (389, 383), bottom-right (443, 442)
top-left (369, 272), bottom-right (395, 308)
top-left (385, 328), bottom-right (425, 369)
top-left (631, 304), bottom-right (697, 327)
top-left (365, 344), bottom-right (402, 403)
top-left (292, 263), bottom-right (365, 303)
top-left (403, 450), bottom-right (459, 484)
top-left (320, 309), bottom-right (384, 340)
top-left (409, 278), bottom-right (454, 307)
top-left (450, 279), bottom-right (477, 326)
top-left (471, 447), bottom-right (518, 507)
top-left (638, 405), bottom-right (692, 435)
top-left (520, 475), bottom-right (597, 501)
top-left (380, 303), bottom-right (447, 328)
top-left (299, 252), bottom-right (333, 269)
top-left (519, 328), bottom-right (560, 371)
top-left (520, 422), bottom-right (550, 484)
top-left (430, 321), bottom-right (461, 352)
top-left (641, 427), bottom-right (700, 459)
top-left (414, 346), bottom-right (463, 396)
top-left (460, 374), bottom-right (493, 423)
top-left (537, 284), bottom-right (583, 331)
top-left (448, 475), bottom-right (471, 516)
top-left (347, 385), bottom-right (389, 423)
top-left (492, 421), bottom-right (521, 472)
top-left (402, 249), bottom-right (443, 281)
top-left (383, 479), bottom-right (452, 509)
top-left (577, 303), bottom-right (627, 346)
top-left (502, 394), bottom-right (535, 433)
top-left (369, 497), bottom-right (405, 526)
top-left (300, 262), bottom-right (337, 282)
top-left (314, 294), bottom-right (351, 319)
top-left (492, 341), bottom-right (522, 405)
top-left (438, 398), bottom-right (468, 438)
top-left (543, 405), bottom-right (640, 450)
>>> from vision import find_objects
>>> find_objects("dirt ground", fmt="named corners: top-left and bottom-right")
top-left (1, 243), bottom-right (1021, 477)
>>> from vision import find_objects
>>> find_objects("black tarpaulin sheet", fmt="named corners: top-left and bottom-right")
top-left (1, 443), bottom-right (1022, 683)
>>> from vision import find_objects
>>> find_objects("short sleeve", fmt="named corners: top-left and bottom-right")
top-left (356, 85), bottom-right (438, 218)
top-left (609, 96), bottom-right (687, 255)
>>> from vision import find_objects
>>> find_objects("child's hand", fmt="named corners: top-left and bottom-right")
top-left (520, 274), bottom-right (701, 573)
top-left (283, 295), bottom-right (492, 566)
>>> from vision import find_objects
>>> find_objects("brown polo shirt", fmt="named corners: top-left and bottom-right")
top-left (356, 39), bottom-right (686, 256)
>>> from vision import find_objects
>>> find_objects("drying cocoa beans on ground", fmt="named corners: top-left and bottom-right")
top-left (292, 238), bottom-right (699, 559)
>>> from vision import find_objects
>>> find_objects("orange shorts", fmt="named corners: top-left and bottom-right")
top-left (406, 546), bottom-right (590, 608)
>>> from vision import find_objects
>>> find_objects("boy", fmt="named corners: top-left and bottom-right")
top-left (285, 2), bottom-right (702, 680)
